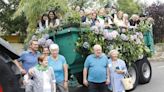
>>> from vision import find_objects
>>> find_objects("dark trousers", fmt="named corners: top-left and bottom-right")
top-left (88, 82), bottom-right (109, 92)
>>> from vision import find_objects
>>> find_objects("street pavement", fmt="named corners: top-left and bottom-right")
top-left (132, 61), bottom-right (164, 92)
top-left (70, 61), bottom-right (164, 92)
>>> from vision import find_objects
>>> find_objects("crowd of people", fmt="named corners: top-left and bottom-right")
top-left (13, 40), bottom-right (68, 92)
top-left (37, 10), bottom-right (60, 32)
top-left (13, 4), bottom-right (155, 92)
top-left (77, 6), bottom-right (154, 33)
top-left (37, 5), bottom-right (154, 33)
top-left (13, 39), bottom-right (128, 92)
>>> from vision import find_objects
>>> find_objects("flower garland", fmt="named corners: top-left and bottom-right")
top-left (76, 26), bottom-right (151, 65)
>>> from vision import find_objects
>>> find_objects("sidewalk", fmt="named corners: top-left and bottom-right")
top-left (149, 43), bottom-right (164, 62)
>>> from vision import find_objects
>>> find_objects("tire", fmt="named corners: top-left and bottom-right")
top-left (0, 56), bottom-right (20, 92)
top-left (136, 57), bottom-right (152, 84)
top-left (127, 63), bottom-right (139, 91)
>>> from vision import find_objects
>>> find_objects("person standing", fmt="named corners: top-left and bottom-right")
top-left (83, 44), bottom-right (110, 92)
top-left (42, 47), bottom-right (50, 56)
top-left (13, 39), bottom-right (40, 74)
top-left (108, 50), bottom-right (127, 92)
top-left (48, 44), bottom-right (69, 92)
top-left (27, 54), bottom-right (56, 92)
top-left (37, 13), bottom-right (49, 32)
top-left (48, 10), bottom-right (60, 29)
top-left (13, 39), bottom-right (40, 92)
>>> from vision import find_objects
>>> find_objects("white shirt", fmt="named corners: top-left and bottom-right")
top-left (43, 71), bottom-right (52, 92)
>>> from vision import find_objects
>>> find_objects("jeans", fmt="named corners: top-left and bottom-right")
top-left (88, 82), bottom-right (108, 92)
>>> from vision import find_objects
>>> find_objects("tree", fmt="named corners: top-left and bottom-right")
top-left (68, 0), bottom-right (88, 8)
top-left (0, 0), bottom-right (27, 35)
top-left (14, 0), bottom-right (68, 31)
top-left (117, 0), bottom-right (141, 15)
top-left (68, 0), bottom-right (113, 9)
top-left (147, 3), bottom-right (164, 43)
top-left (14, 0), bottom-right (69, 44)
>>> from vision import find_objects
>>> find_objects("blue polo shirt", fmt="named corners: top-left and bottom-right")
top-left (48, 55), bottom-right (67, 83)
top-left (84, 53), bottom-right (108, 83)
top-left (18, 50), bottom-right (40, 72)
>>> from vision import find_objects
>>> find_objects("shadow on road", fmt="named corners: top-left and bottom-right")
top-left (69, 86), bottom-right (88, 92)
top-left (69, 86), bottom-right (112, 92)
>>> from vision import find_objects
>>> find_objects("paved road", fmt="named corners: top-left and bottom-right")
top-left (132, 61), bottom-right (164, 92)
top-left (70, 61), bottom-right (164, 92)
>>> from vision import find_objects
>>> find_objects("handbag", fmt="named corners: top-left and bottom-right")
top-left (121, 73), bottom-right (133, 90)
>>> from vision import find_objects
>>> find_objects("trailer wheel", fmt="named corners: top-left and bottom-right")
top-left (127, 63), bottom-right (139, 91)
top-left (137, 57), bottom-right (152, 84)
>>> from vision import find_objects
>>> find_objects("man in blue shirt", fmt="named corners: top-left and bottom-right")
top-left (13, 40), bottom-right (40, 74)
top-left (13, 39), bottom-right (40, 92)
top-left (83, 44), bottom-right (110, 92)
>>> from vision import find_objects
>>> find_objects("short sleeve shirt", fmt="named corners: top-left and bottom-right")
top-left (48, 55), bottom-right (67, 83)
top-left (84, 53), bottom-right (108, 83)
top-left (18, 50), bottom-right (40, 72)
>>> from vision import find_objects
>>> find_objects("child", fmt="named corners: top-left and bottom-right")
top-left (25, 54), bottom-right (56, 92)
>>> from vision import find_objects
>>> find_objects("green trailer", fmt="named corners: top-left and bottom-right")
top-left (49, 27), bottom-right (153, 90)
top-left (50, 27), bottom-right (85, 74)
top-left (49, 27), bottom-right (85, 84)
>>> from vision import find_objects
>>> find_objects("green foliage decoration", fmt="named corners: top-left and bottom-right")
top-left (117, 0), bottom-right (141, 15)
top-left (76, 25), bottom-right (151, 65)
